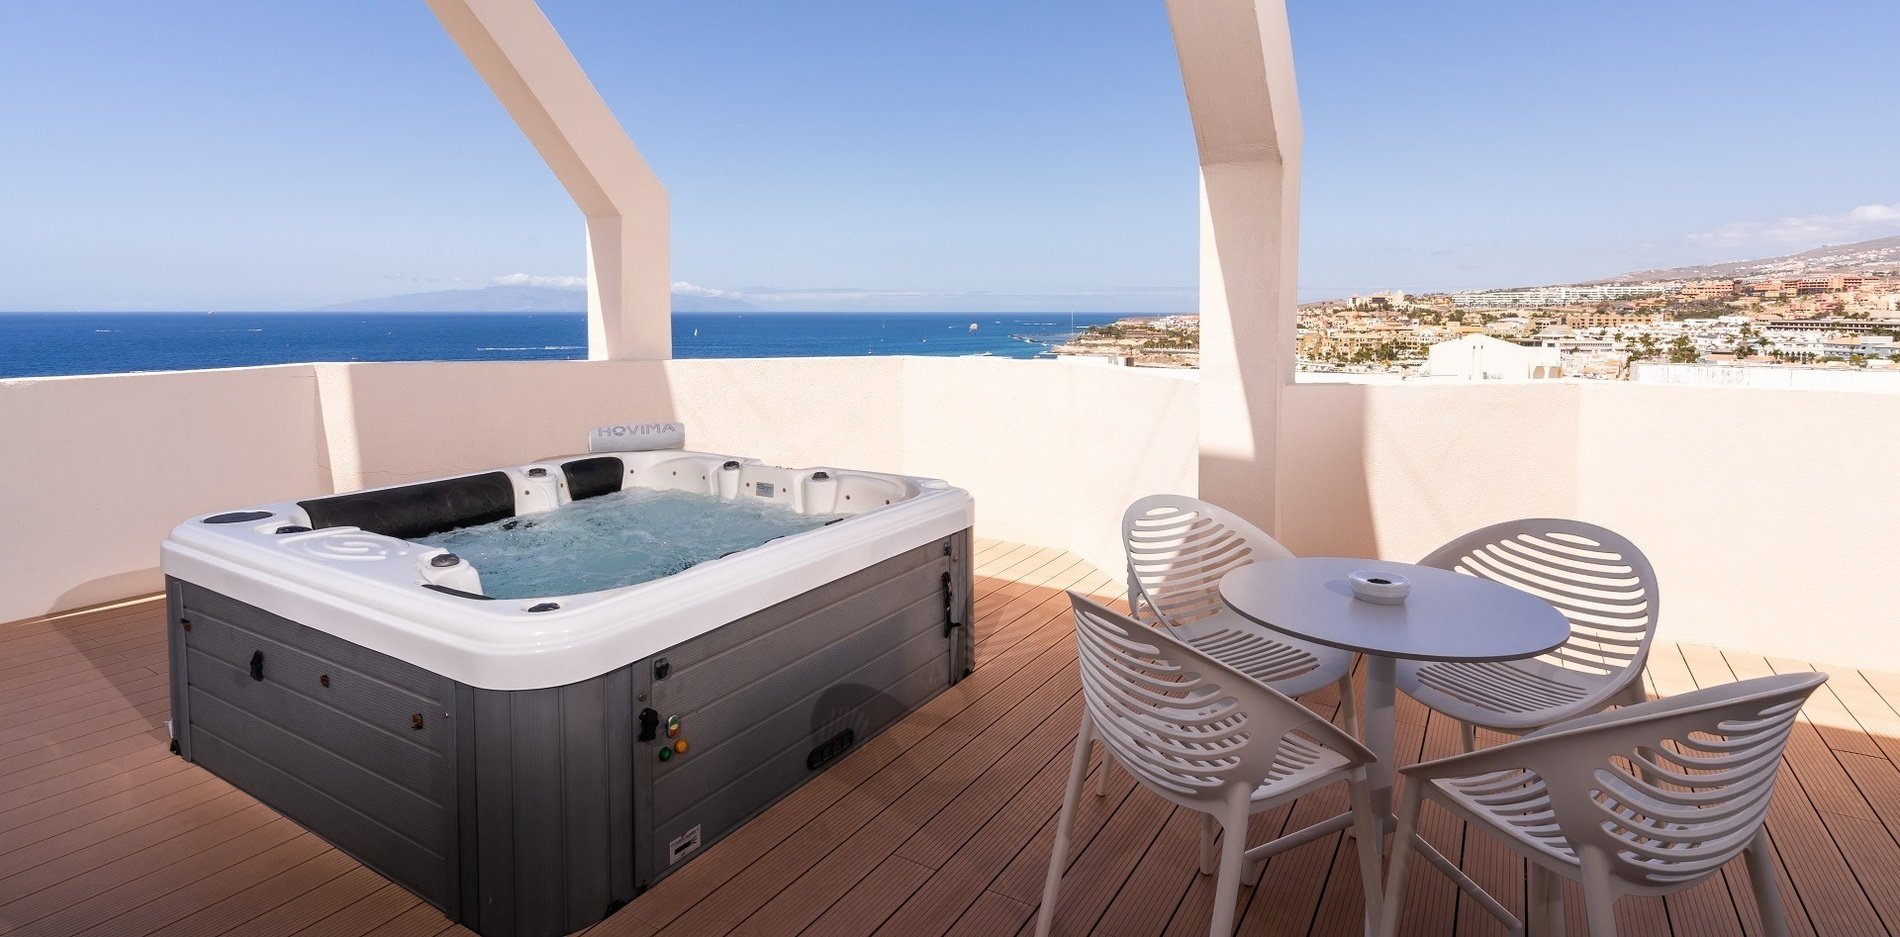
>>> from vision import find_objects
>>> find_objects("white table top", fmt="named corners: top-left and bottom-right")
top-left (1218, 556), bottom-right (1569, 663)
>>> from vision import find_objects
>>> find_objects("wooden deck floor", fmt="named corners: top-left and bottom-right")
top-left (5, 539), bottom-right (1900, 936)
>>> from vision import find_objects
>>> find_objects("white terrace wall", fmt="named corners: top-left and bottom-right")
top-left (311, 358), bottom-right (910, 491)
top-left (322, 355), bottom-right (1197, 578)
top-left (1276, 379), bottom-right (1900, 671)
top-left (899, 358), bottom-right (1199, 577)
top-left (0, 366), bottom-right (330, 618)
top-left (0, 357), bottom-right (1193, 624)
top-left (1574, 383), bottom-right (1900, 671)
top-left (1277, 382), bottom-right (1583, 562)
top-left (3, 361), bottom-right (1896, 674)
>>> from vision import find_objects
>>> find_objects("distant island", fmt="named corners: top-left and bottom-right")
top-left (309, 284), bottom-right (758, 314)
top-left (308, 283), bottom-right (1198, 314)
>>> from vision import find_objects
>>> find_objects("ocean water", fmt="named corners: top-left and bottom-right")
top-left (0, 311), bottom-right (1127, 378)
top-left (415, 487), bottom-right (843, 599)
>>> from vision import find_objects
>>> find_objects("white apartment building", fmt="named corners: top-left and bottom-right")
top-left (1425, 334), bottom-right (1563, 379)
top-left (1450, 283), bottom-right (1682, 307)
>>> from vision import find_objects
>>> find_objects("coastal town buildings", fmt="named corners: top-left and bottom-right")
top-left (1447, 283), bottom-right (1680, 306)
top-left (1053, 271), bottom-right (1900, 382)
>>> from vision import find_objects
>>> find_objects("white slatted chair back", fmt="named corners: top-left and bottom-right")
top-left (1420, 518), bottom-right (1659, 690)
top-left (1122, 494), bottom-right (1294, 629)
top-left (1409, 671), bottom-right (1822, 892)
top-left (1067, 593), bottom-right (1372, 806)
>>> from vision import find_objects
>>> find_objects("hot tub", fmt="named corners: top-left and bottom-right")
top-left (160, 447), bottom-right (975, 937)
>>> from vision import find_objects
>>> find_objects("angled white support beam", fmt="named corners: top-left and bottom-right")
top-left (1166, 0), bottom-right (1302, 534)
top-left (427, 0), bottom-right (670, 360)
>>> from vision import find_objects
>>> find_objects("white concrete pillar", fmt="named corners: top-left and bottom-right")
top-left (427, 0), bottom-right (670, 360)
top-left (1166, 0), bottom-right (1302, 533)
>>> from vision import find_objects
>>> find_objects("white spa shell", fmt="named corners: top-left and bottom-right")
top-left (161, 449), bottom-right (976, 690)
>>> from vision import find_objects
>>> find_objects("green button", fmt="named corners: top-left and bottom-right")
top-left (658, 748), bottom-right (672, 762)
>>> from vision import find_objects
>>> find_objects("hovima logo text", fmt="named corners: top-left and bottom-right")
top-left (597, 422), bottom-right (682, 437)
top-left (587, 422), bottom-right (687, 453)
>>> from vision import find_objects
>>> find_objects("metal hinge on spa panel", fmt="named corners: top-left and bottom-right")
top-left (942, 572), bottom-right (961, 637)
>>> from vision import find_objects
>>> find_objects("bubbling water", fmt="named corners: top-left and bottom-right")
top-left (416, 487), bottom-right (846, 600)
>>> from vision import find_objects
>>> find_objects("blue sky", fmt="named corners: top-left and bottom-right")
top-left (1, 0), bottom-right (1896, 311)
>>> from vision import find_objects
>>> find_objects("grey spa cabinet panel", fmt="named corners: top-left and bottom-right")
top-left (166, 529), bottom-right (974, 937)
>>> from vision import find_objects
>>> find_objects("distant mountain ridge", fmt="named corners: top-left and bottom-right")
top-left (1595, 233), bottom-right (1900, 284)
top-left (309, 284), bottom-right (758, 313)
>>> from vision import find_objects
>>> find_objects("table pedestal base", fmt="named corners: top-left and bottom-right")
top-left (1364, 654), bottom-right (1398, 844)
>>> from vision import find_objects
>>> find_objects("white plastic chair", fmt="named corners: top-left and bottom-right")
top-left (1377, 671), bottom-right (1825, 937)
top-left (1121, 495), bottom-right (1359, 734)
top-left (1037, 593), bottom-right (1384, 937)
top-left (1396, 518), bottom-right (1659, 751)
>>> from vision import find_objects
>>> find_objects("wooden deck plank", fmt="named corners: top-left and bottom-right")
top-left (1763, 657), bottom-right (1888, 759)
top-left (0, 619), bottom-right (165, 674)
top-left (974, 560), bottom-right (1104, 650)
top-left (1392, 706), bottom-right (1462, 937)
top-left (0, 669), bottom-right (169, 733)
top-left (725, 687), bottom-right (1093, 935)
top-left (0, 648), bottom-right (168, 701)
top-left (648, 610), bottom-right (1099, 935)
top-left (0, 751), bottom-right (199, 843)
top-left (976, 547), bottom-right (1066, 592)
top-left (1728, 652), bottom-right (1900, 935)
top-left (1007, 787), bottom-right (1175, 935)
top-left (1450, 729), bottom-right (1528, 937)
top-left (230, 864), bottom-right (409, 937)
top-left (948, 890), bottom-right (1035, 937)
top-left (0, 790), bottom-right (266, 908)
top-left (1815, 670), bottom-right (1900, 771)
top-left (69, 831), bottom-right (332, 937)
top-left (1722, 652), bottom-right (1879, 822)
top-left (1663, 645), bottom-right (1811, 937)
top-left (8, 814), bottom-right (304, 936)
top-left (1680, 644), bottom-right (1881, 937)
top-left (893, 692), bottom-right (1086, 870)
top-left (0, 731), bottom-right (186, 813)
top-left (973, 542), bottom-right (1039, 577)
top-left (0, 694), bottom-right (169, 766)
top-left (869, 746), bottom-right (1108, 937)
top-left (0, 666), bottom-right (168, 725)
top-left (282, 880), bottom-right (424, 936)
top-left (1233, 762), bottom-right (1349, 936)
top-left (1647, 649), bottom-right (1753, 937)
top-left (144, 847), bottom-right (359, 937)
top-left (5, 543), bottom-right (1899, 937)
top-left (0, 781), bottom-right (244, 883)
top-left (1851, 668), bottom-right (1900, 727)
top-left (789, 855), bottom-right (933, 937)
top-left (0, 628), bottom-right (169, 685)
top-left (362, 903), bottom-right (479, 937)
top-left (629, 573), bottom-right (1097, 933)
top-left (1302, 662), bottom-right (1421, 937)
top-left (1094, 805), bottom-right (1200, 937)
top-left (976, 551), bottom-right (1084, 609)
top-left (0, 597), bottom-right (165, 648)
top-left (981, 761), bottom-right (1144, 909)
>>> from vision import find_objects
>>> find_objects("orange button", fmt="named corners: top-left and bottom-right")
top-left (673, 739), bottom-right (689, 754)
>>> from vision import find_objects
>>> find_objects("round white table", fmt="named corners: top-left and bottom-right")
top-left (1219, 556), bottom-right (1570, 842)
